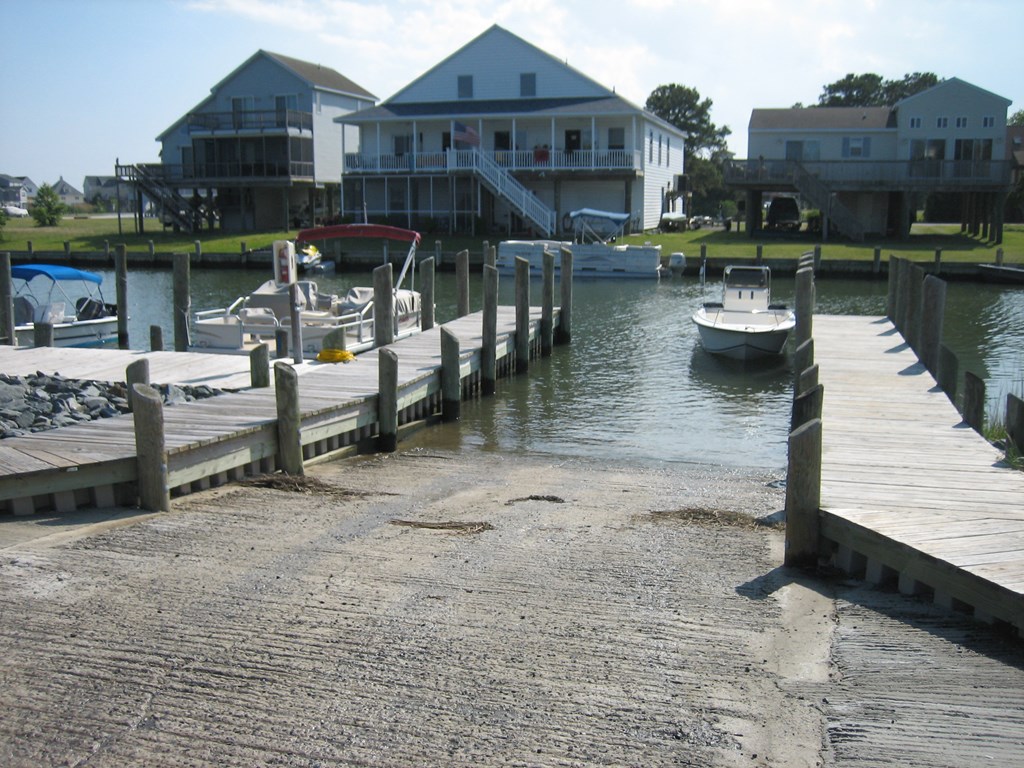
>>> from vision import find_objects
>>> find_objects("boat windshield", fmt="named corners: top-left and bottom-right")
top-left (725, 268), bottom-right (768, 289)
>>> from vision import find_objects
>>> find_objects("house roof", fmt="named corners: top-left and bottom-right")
top-left (896, 76), bottom-right (1012, 110)
top-left (52, 177), bottom-right (82, 195)
top-left (750, 107), bottom-right (895, 131)
top-left (262, 50), bottom-right (376, 100)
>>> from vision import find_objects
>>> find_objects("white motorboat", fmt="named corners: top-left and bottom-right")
top-left (11, 264), bottom-right (119, 347)
top-left (191, 224), bottom-right (423, 358)
top-left (496, 208), bottom-right (661, 279)
top-left (692, 265), bottom-right (795, 360)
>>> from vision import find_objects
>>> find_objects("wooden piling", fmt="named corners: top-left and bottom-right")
top-left (963, 371), bottom-right (985, 433)
top-left (420, 256), bottom-right (435, 331)
top-left (794, 267), bottom-right (814, 348)
top-left (132, 383), bottom-right (170, 512)
top-left (274, 362), bottom-right (303, 474)
top-left (515, 257), bottom-right (530, 373)
top-left (0, 252), bottom-right (14, 346)
top-left (557, 247), bottom-right (573, 344)
top-left (541, 249), bottom-right (554, 356)
top-left (172, 252), bottom-right (189, 352)
top-left (373, 262), bottom-right (394, 347)
top-left (288, 282), bottom-right (304, 364)
top-left (784, 417), bottom-right (822, 568)
top-left (482, 264), bottom-right (498, 395)
top-left (456, 249), bottom-right (470, 317)
top-left (250, 343), bottom-right (270, 388)
top-left (919, 274), bottom-right (946, 376)
top-left (886, 256), bottom-right (899, 321)
top-left (115, 245), bottom-right (129, 349)
top-left (792, 338), bottom-right (814, 382)
top-left (33, 321), bottom-right (54, 348)
top-left (937, 343), bottom-right (959, 403)
top-left (906, 263), bottom-right (924, 353)
top-left (791, 383), bottom-right (824, 431)
top-left (378, 347), bottom-right (398, 452)
top-left (756, 244), bottom-right (763, 264)
top-left (125, 358), bottom-right (149, 412)
top-left (150, 324), bottom-right (164, 352)
top-left (441, 327), bottom-right (461, 422)
top-left (275, 328), bottom-right (289, 359)
top-left (1006, 394), bottom-right (1023, 456)
top-left (796, 364), bottom-right (819, 399)
top-left (813, 244), bottom-right (821, 272)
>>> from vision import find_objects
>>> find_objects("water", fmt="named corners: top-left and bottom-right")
top-left (94, 265), bottom-right (1023, 470)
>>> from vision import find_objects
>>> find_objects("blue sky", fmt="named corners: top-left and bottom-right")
top-left (2, 0), bottom-right (1020, 191)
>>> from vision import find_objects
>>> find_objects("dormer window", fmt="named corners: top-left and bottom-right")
top-left (458, 75), bottom-right (473, 99)
top-left (520, 73), bottom-right (536, 97)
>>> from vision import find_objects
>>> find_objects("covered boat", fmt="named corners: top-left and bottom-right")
top-left (692, 265), bottom-right (795, 360)
top-left (11, 264), bottom-right (118, 347)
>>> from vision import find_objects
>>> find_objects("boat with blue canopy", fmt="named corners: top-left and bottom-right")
top-left (10, 264), bottom-right (118, 347)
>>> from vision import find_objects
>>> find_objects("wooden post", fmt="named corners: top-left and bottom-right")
top-left (934, 247), bottom-right (942, 273)
top-left (756, 244), bottom-right (763, 264)
top-left (896, 259), bottom-right (913, 336)
top-left (373, 262), bottom-right (394, 347)
top-left (791, 383), bottom-right (824, 432)
top-left (792, 338), bottom-right (814, 384)
top-left (194, 240), bottom-right (202, 263)
top-left (557, 247), bottom-right (573, 344)
top-left (274, 361), bottom-right (303, 474)
top-left (250, 343), bottom-right (270, 388)
top-left (275, 328), bottom-right (289, 359)
top-left (784, 418), bottom-right (822, 568)
top-left (541, 249), bottom-right (554, 356)
top-left (794, 267), bottom-right (814, 348)
top-left (115, 244), bottom-right (129, 349)
top-left (456, 249), bottom-right (470, 317)
top-left (700, 243), bottom-right (707, 262)
top-left (515, 256), bottom-right (530, 373)
top-left (996, 248), bottom-right (1005, 267)
top-left (906, 263), bottom-right (924, 353)
top-left (482, 264), bottom-right (498, 395)
top-left (1006, 393), bottom-right (1024, 456)
top-left (937, 343), bottom-right (959, 403)
top-left (441, 327), bottom-right (461, 422)
top-left (125, 358), bottom-right (149, 412)
top-left (289, 281), bottom-right (304, 364)
top-left (487, 244), bottom-right (497, 268)
top-left (872, 246), bottom-right (881, 275)
top-left (377, 347), bottom-right (399, 452)
top-left (886, 255), bottom-right (899, 321)
top-left (172, 251), bottom-right (190, 352)
top-left (919, 274), bottom-right (946, 376)
top-left (132, 383), bottom-right (170, 512)
top-left (482, 240), bottom-right (491, 267)
top-left (434, 240), bottom-right (442, 268)
top-left (150, 324), bottom-right (164, 352)
top-left (64, 241), bottom-right (71, 259)
top-left (813, 244), bottom-right (821, 272)
top-left (962, 371), bottom-right (985, 434)
top-left (34, 321), bottom-right (54, 348)
top-left (420, 256), bottom-right (435, 331)
top-left (0, 252), bottom-right (14, 346)
top-left (796, 364), bottom-right (819, 399)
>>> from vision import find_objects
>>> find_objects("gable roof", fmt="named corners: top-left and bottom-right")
top-left (750, 107), bottom-right (895, 131)
top-left (896, 76), bottom-right (1012, 110)
top-left (52, 177), bottom-right (82, 195)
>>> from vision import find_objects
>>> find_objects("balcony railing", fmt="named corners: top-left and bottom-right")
top-left (187, 109), bottom-right (313, 133)
top-left (724, 158), bottom-right (1011, 189)
top-left (141, 161), bottom-right (314, 183)
top-left (344, 148), bottom-right (642, 174)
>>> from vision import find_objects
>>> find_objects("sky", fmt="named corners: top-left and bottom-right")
top-left (2, 0), bottom-right (1020, 192)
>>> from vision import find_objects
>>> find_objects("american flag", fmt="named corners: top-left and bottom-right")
top-left (453, 121), bottom-right (480, 146)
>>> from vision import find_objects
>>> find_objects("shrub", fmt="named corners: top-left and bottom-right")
top-left (31, 183), bottom-right (66, 227)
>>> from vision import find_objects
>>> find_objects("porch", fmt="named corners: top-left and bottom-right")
top-left (345, 148), bottom-right (643, 175)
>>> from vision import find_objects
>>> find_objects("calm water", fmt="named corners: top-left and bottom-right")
top-left (97, 265), bottom-right (1023, 470)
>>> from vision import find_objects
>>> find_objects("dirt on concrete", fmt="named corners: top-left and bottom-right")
top-left (1, 446), bottom-right (1022, 767)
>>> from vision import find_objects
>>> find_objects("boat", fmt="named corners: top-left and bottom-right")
top-left (191, 224), bottom-right (423, 358)
top-left (496, 208), bottom-right (662, 279)
top-left (692, 264), bottom-right (795, 360)
top-left (294, 243), bottom-right (335, 274)
top-left (10, 264), bottom-right (119, 347)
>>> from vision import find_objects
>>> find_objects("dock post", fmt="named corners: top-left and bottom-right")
top-left (794, 266), bottom-right (814, 347)
top-left (482, 264), bottom-right (498, 395)
top-left (34, 321), bottom-right (54, 348)
top-left (132, 383), bottom-right (170, 512)
top-left (487, 244), bottom-right (497, 269)
top-left (756, 244), bottom-right (763, 264)
top-left (906, 263), bottom-right (924, 354)
top-left (934, 247), bottom-right (942, 273)
top-left (792, 339), bottom-right (814, 387)
top-left (886, 256), bottom-right (899, 321)
top-left (515, 256), bottom-right (530, 373)
top-left (64, 241), bottom-right (71, 260)
top-left (541, 249), bottom-right (554, 356)
top-left (434, 240), bottom-right (442, 268)
top-left (275, 328), bottom-right (289, 359)
top-left (1, 252), bottom-right (14, 346)
top-left (172, 252), bottom-right (190, 352)
top-left (456, 249), bottom-right (470, 317)
top-left (441, 327), bottom-right (461, 422)
top-left (373, 262), bottom-right (394, 347)
top-left (896, 259), bottom-right (913, 335)
top-left (557, 247), bottom-right (573, 345)
top-left (250, 343), bottom-right (270, 388)
top-left (963, 371), bottom-right (985, 434)
top-left (791, 383), bottom-right (824, 431)
top-left (920, 275), bottom-right (946, 376)
top-left (813, 244), bottom-right (821, 272)
top-left (1006, 393), bottom-right (1023, 456)
top-left (784, 417), bottom-right (822, 568)
top-left (796, 364), bottom-right (819, 398)
top-left (482, 241), bottom-right (491, 267)
top-left (125, 358), bottom-right (149, 412)
top-left (378, 347), bottom-right (399, 452)
top-left (937, 343), bottom-right (959, 403)
top-left (194, 240), bottom-right (202, 264)
top-left (996, 248), bottom-right (1005, 267)
top-left (150, 325), bottom-right (163, 352)
top-left (115, 244), bottom-right (129, 349)
top-left (289, 282), bottom-right (304, 364)
top-left (420, 256), bottom-right (435, 331)
top-left (273, 362), bottom-right (303, 474)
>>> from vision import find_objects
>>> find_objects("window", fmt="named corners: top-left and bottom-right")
top-left (608, 127), bottom-right (624, 150)
top-left (842, 137), bottom-right (871, 158)
top-left (936, 116), bottom-right (948, 128)
top-left (231, 96), bottom-right (254, 129)
top-left (649, 130), bottom-right (653, 161)
top-left (520, 73), bottom-right (536, 97)
top-left (666, 136), bottom-right (670, 163)
top-left (658, 134), bottom-right (662, 164)
top-left (458, 75), bottom-right (473, 99)
top-left (983, 116), bottom-right (995, 128)
top-left (956, 116), bottom-right (968, 128)
top-left (909, 117), bottom-right (922, 128)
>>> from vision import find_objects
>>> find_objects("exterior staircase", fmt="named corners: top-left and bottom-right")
top-left (114, 163), bottom-right (195, 232)
top-left (456, 149), bottom-right (556, 237)
top-left (791, 162), bottom-right (864, 242)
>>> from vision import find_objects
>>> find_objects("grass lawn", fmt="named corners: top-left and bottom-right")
top-left (1, 215), bottom-right (1021, 264)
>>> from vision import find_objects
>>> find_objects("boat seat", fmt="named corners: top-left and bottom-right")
top-left (76, 297), bottom-right (107, 320)
top-left (238, 307), bottom-right (280, 329)
top-left (34, 302), bottom-right (65, 324)
top-left (13, 296), bottom-right (34, 326)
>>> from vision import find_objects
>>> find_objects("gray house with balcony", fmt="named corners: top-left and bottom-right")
top-left (336, 25), bottom-right (686, 238)
top-left (725, 77), bottom-right (1013, 242)
top-left (117, 50), bottom-right (375, 233)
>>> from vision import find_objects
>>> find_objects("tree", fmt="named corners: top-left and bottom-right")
top-left (1010, 109), bottom-right (1024, 126)
top-left (31, 183), bottom-right (66, 227)
top-left (645, 84), bottom-right (731, 160)
top-left (818, 72), bottom-right (939, 107)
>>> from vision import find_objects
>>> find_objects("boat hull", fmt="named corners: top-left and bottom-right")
top-left (15, 317), bottom-right (118, 348)
top-left (496, 240), bottom-right (661, 279)
top-left (692, 308), bottom-right (795, 360)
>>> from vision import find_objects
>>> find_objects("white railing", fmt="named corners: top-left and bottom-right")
top-left (455, 149), bottom-right (556, 236)
top-left (344, 148), bottom-right (641, 174)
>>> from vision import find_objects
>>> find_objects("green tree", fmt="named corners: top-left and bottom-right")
top-left (1010, 109), bottom-right (1024, 126)
top-left (31, 183), bottom-right (66, 227)
top-left (645, 84), bottom-right (731, 160)
top-left (818, 72), bottom-right (939, 107)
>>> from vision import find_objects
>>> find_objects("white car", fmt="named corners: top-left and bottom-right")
top-left (3, 204), bottom-right (29, 218)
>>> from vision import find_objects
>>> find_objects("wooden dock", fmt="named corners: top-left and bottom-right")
top-left (813, 314), bottom-right (1024, 632)
top-left (0, 306), bottom-right (556, 516)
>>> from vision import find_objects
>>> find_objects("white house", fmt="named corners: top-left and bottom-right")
top-left (52, 177), bottom-right (84, 207)
top-left (119, 50), bottom-right (376, 233)
top-left (726, 77), bottom-right (1013, 241)
top-left (336, 25), bottom-right (686, 237)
